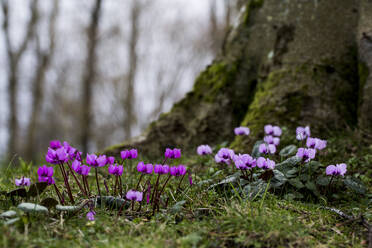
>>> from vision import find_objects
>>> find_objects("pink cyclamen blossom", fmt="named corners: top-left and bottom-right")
top-left (15, 177), bottom-right (31, 187)
top-left (120, 149), bottom-right (138, 160)
top-left (259, 143), bottom-right (276, 154)
top-left (306, 137), bottom-right (327, 150)
top-left (107, 156), bottom-right (115, 165)
top-left (37, 165), bottom-right (55, 185)
top-left (165, 148), bottom-right (181, 159)
top-left (215, 148), bottom-right (235, 165)
top-left (197, 145), bottom-right (212, 155)
top-left (296, 148), bottom-right (316, 162)
top-left (49, 140), bottom-right (62, 150)
top-left (264, 136), bottom-right (280, 146)
top-left (154, 164), bottom-right (169, 175)
top-left (326, 163), bottom-right (347, 176)
top-left (233, 154), bottom-right (256, 170)
top-left (234, 127), bottom-right (250, 136)
top-left (296, 126), bottom-right (311, 140)
top-left (126, 190), bottom-right (143, 202)
top-left (45, 147), bottom-right (68, 164)
top-left (256, 157), bottom-right (276, 170)
top-left (108, 164), bottom-right (123, 176)
top-left (264, 125), bottom-right (282, 137)
top-left (86, 211), bottom-right (96, 221)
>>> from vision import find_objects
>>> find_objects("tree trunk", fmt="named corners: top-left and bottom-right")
top-left (81, 0), bottom-right (102, 154)
top-left (105, 0), bottom-right (371, 158)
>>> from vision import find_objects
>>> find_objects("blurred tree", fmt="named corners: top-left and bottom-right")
top-left (81, 0), bottom-right (102, 154)
top-left (1, 0), bottom-right (39, 159)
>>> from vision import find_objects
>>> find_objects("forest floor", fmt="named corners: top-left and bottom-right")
top-left (0, 133), bottom-right (371, 248)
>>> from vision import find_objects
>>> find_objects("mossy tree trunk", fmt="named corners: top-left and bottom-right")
top-left (105, 0), bottom-right (371, 158)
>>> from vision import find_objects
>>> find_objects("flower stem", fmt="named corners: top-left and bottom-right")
top-left (135, 173), bottom-right (144, 190)
top-left (118, 176), bottom-right (123, 198)
top-left (95, 168), bottom-right (101, 197)
top-left (327, 175), bottom-right (335, 194)
top-left (67, 162), bottom-right (86, 196)
top-left (59, 163), bottom-right (74, 204)
top-left (150, 174), bottom-right (160, 204)
top-left (84, 176), bottom-right (90, 196)
top-left (53, 184), bottom-right (64, 205)
top-left (176, 174), bottom-right (186, 193)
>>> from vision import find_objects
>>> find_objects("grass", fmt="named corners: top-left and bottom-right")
top-left (0, 132), bottom-right (371, 248)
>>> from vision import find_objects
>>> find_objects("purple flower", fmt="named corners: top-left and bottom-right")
top-left (162, 165), bottom-right (170, 174)
top-left (107, 156), bottom-right (115, 165)
top-left (137, 161), bottom-right (146, 173)
top-left (259, 143), bottom-right (276, 154)
top-left (145, 164), bottom-right (153, 174)
top-left (37, 165), bottom-right (55, 184)
top-left (165, 148), bottom-right (181, 159)
top-left (126, 190), bottom-right (143, 202)
top-left (49, 140), bottom-right (62, 149)
top-left (178, 165), bottom-right (187, 176)
top-left (296, 148), bottom-right (316, 162)
top-left (234, 126), bottom-right (250, 136)
top-left (233, 154), bottom-right (256, 170)
top-left (120, 149), bottom-right (138, 160)
top-left (15, 177), bottom-right (31, 187)
top-left (45, 147), bottom-right (68, 164)
top-left (264, 125), bottom-right (282, 137)
top-left (296, 126), bottom-right (311, 140)
top-left (264, 136), bottom-right (280, 146)
top-left (326, 163), bottom-right (347, 176)
top-left (197, 145), bottom-right (212, 155)
top-left (170, 166), bottom-right (178, 176)
top-left (86, 154), bottom-right (98, 167)
top-left (71, 160), bottom-right (91, 175)
top-left (306, 137), bottom-right (327, 150)
top-left (96, 155), bottom-right (107, 167)
top-left (170, 165), bottom-right (187, 176)
top-left (63, 141), bottom-right (77, 161)
top-left (86, 211), bottom-right (96, 221)
top-left (257, 157), bottom-right (276, 170)
top-left (108, 164), bottom-right (123, 176)
top-left (188, 174), bottom-right (193, 186)
top-left (215, 148), bottom-right (235, 164)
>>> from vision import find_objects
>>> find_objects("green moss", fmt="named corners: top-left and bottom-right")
top-left (243, 0), bottom-right (264, 26)
top-left (192, 61), bottom-right (238, 102)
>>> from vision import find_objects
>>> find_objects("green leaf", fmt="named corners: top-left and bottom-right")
top-left (0, 210), bottom-right (17, 219)
top-left (171, 200), bottom-right (186, 214)
top-left (56, 205), bottom-right (80, 212)
top-left (284, 168), bottom-right (298, 178)
top-left (251, 140), bottom-right (264, 158)
top-left (271, 170), bottom-right (287, 188)
top-left (27, 182), bottom-right (48, 198)
top-left (40, 198), bottom-right (59, 209)
top-left (279, 145), bottom-right (297, 157)
top-left (288, 178), bottom-right (304, 189)
top-left (316, 176), bottom-right (330, 186)
top-left (17, 203), bottom-right (48, 214)
top-left (7, 188), bottom-right (27, 198)
top-left (96, 196), bottom-right (129, 210)
top-left (208, 173), bottom-right (240, 190)
top-left (4, 217), bottom-right (20, 225)
top-left (343, 176), bottom-right (366, 194)
top-left (242, 180), bottom-right (267, 200)
top-left (276, 156), bottom-right (301, 173)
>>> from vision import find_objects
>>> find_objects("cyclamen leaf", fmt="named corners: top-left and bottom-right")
top-left (56, 205), bottom-right (80, 212)
top-left (0, 210), bottom-right (17, 219)
top-left (27, 182), bottom-right (48, 198)
top-left (7, 188), bottom-right (27, 198)
top-left (40, 198), bottom-right (59, 209)
top-left (288, 178), bottom-right (304, 189)
top-left (252, 140), bottom-right (264, 158)
top-left (343, 177), bottom-right (366, 194)
top-left (316, 176), bottom-right (330, 186)
top-left (17, 203), bottom-right (48, 214)
top-left (279, 145), bottom-right (297, 157)
top-left (271, 170), bottom-right (287, 188)
top-left (171, 200), bottom-right (186, 213)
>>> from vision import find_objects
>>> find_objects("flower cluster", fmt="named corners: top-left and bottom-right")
top-left (233, 154), bottom-right (256, 170)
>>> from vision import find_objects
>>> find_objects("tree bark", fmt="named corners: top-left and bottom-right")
top-left (105, 0), bottom-right (371, 158)
top-left (81, 0), bottom-right (102, 154)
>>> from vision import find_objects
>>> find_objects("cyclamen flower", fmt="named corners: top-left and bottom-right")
top-left (165, 148), bottom-right (181, 159)
top-left (108, 164), bottom-right (123, 176)
top-left (306, 137), bottom-right (327, 150)
top-left (86, 154), bottom-right (107, 167)
top-left (296, 148), bottom-right (316, 162)
top-left (15, 177), bottom-right (31, 187)
top-left (45, 147), bottom-right (68, 164)
top-left (86, 211), bottom-right (96, 221)
top-left (136, 162), bottom-right (153, 174)
top-left (126, 190), bottom-right (143, 202)
top-left (326, 163), bottom-right (347, 176)
top-left (107, 156), bottom-right (115, 165)
top-left (234, 126), bottom-right (250, 136)
top-left (264, 125), bottom-right (282, 137)
top-left (215, 148), bottom-right (235, 164)
top-left (96, 155), bottom-right (107, 167)
top-left (37, 165), bottom-right (55, 185)
top-left (259, 143), bottom-right (276, 154)
top-left (296, 126), bottom-right (311, 140)
top-left (154, 164), bottom-right (169, 175)
top-left (197, 145), bottom-right (212, 155)
top-left (72, 160), bottom-right (91, 175)
top-left (233, 154), bottom-right (256, 170)
top-left (170, 165), bottom-right (187, 176)
top-left (63, 141), bottom-right (77, 161)
top-left (49, 140), bottom-right (62, 149)
top-left (120, 149), bottom-right (138, 160)
top-left (257, 157), bottom-right (276, 170)
top-left (264, 136), bottom-right (280, 146)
